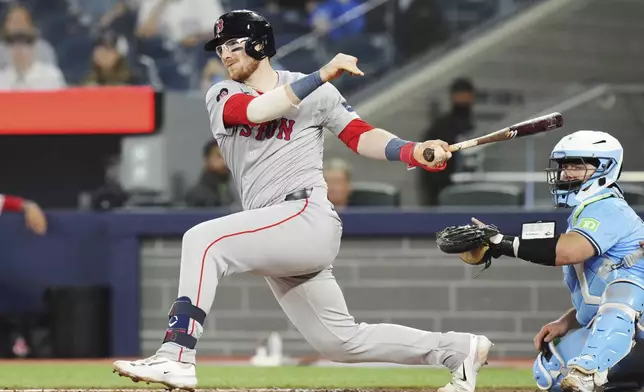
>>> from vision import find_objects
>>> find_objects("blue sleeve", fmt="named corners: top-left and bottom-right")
top-left (569, 200), bottom-right (628, 256)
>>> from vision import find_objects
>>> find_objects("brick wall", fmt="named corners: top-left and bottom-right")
top-left (140, 237), bottom-right (571, 359)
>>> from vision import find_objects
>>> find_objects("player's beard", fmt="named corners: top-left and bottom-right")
top-left (229, 58), bottom-right (261, 82)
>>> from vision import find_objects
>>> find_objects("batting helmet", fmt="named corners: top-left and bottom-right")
top-left (204, 10), bottom-right (276, 60)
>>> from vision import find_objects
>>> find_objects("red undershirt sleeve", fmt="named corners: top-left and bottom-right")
top-left (337, 119), bottom-right (375, 153)
top-left (222, 94), bottom-right (258, 127)
top-left (0, 194), bottom-right (24, 214)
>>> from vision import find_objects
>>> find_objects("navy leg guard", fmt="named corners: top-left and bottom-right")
top-left (568, 281), bottom-right (644, 375)
top-left (162, 296), bottom-right (207, 349)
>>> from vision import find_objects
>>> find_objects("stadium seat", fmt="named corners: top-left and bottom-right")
top-left (618, 184), bottom-right (644, 206)
top-left (278, 49), bottom-right (321, 74)
top-left (136, 37), bottom-right (173, 61)
top-left (326, 35), bottom-right (384, 74)
top-left (55, 35), bottom-right (94, 84)
top-left (349, 182), bottom-right (401, 207)
top-left (438, 182), bottom-right (525, 206)
top-left (274, 33), bottom-right (300, 48)
top-left (38, 11), bottom-right (72, 48)
top-left (155, 58), bottom-right (190, 90)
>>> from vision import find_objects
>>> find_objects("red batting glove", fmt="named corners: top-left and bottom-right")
top-left (399, 142), bottom-right (448, 172)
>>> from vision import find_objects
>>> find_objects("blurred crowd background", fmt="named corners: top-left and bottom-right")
top-left (1, 0), bottom-right (644, 361)
top-left (0, 0), bottom-right (565, 212)
top-left (1, 0), bottom-right (641, 213)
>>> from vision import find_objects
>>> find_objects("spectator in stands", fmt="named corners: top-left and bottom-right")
top-left (73, 0), bottom-right (140, 35)
top-left (135, 0), bottom-right (224, 49)
top-left (200, 57), bottom-right (227, 93)
top-left (393, 0), bottom-right (448, 63)
top-left (83, 31), bottom-right (141, 86)
top-left (308, 0), bottom-right (365, 40)
top-left (0, 31), bottom-right (66, 91)
top-left (418, 77), bottom-right (476, 206)
top-left (135, 0), bottom-right (225, 88)
top-left (184, 140), bottom-right (236, 208)
top-left (323, 158), bottom-right (353, 210)
top-left (0, 4), bottom-right (57, 68)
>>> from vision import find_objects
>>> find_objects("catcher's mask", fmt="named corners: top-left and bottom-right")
top-left (546, 130), bottom-right (623, 208)
top-left (546, 157), bottom-right (599, 207)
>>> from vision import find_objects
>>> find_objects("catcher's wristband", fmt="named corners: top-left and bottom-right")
top-left (516, 236), bottom-right (559, 266)
top-left (493, 235), bottom-right (558, 266)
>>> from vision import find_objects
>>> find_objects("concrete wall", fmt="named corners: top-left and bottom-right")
top-left (140, 236), bottom-right (570, 360)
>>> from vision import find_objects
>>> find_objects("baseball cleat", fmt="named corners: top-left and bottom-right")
top-left (113, 354), bottom-right (197, 391)
top-left (560, 368), bottom-right (596, 392)
top-left (437, 334), bottom-right (493, 392)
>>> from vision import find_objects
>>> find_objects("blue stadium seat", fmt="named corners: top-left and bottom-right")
top-left (274, 33), bottom-right (300, 48)
top-left (56, 35), bottom-right (94, 84)
top-left (438, 182), bottom-right (526, 207)
top-left (136, 37), bottom-right (174, 61)
top-left (155, 58), bottom-right (190, 91)
top-left (38, 12), bottom-right (72, 48)
top-left (278, 49), bottom-right (321, 74)
top-left (349, 182), bottom-right (401, 207)
top-left (326, 35), bottom-right (387, 74)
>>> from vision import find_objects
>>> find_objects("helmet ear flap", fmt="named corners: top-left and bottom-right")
top-left (244, 34), bottom-right (274, 60)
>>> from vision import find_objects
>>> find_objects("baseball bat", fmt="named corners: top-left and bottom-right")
top-left (422, 112), bottom-right (564, 162)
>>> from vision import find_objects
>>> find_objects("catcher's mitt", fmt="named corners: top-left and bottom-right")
top-left (435, 224), bottom-right (501, 276)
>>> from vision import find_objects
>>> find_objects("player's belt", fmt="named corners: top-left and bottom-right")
top-left (285, 188), bottom-right (312, 201)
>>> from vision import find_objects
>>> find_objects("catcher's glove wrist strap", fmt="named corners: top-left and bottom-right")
top-left (492, 235), bottom-right (518, 258)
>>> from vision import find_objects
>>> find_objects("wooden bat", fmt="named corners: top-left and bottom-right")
top-left (422, 112), bottom-right (564, 162)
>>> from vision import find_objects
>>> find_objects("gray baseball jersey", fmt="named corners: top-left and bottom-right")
top-left (205, 70), bottom-right (359, 210)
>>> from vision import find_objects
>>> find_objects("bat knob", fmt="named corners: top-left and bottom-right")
top-left (423, 148), bottom-right (435, 162)
top-left (554, 112), bottom-right (564, 128)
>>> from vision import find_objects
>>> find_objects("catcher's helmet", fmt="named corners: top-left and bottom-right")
top-left (546, 130), bottom-right (624, 208)
top-left (204, 10), bottom-right (276, 60)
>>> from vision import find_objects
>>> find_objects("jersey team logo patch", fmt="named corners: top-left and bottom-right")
top-left (342, 101), bottom-right (354, 113)
top-left (578, 217), bottom-right (600, 232)
top-left (216, 88), bottom-right (228, 102)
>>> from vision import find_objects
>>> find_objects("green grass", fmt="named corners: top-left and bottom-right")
top-left (0, 363), bottom-right (535, 389)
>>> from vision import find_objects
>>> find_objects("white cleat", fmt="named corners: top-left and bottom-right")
top-left (438, 334), bottom-right (493, 392)
top-left (113, 354), bottom-right (198, 391)
top-left (560, 368), bottom-right (596, 392)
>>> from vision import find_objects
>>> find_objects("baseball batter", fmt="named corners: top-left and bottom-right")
top-left (113, 10), bottom-right (492, 392)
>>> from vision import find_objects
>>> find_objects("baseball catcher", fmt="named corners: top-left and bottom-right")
top-left (437, 130), bottom-right (644, 392)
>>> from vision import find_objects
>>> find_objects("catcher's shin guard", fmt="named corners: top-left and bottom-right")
top-left (567, 281), bottom-right (644, 377)
top-left (533, 328), bottom-right (589, 391)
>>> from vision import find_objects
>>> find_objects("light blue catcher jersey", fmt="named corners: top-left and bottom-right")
top-left (563, 187), bottom-right (644, 326)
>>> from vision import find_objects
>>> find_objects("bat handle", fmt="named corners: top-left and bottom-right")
top-left (423, 148), bottom-right (435, 162)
